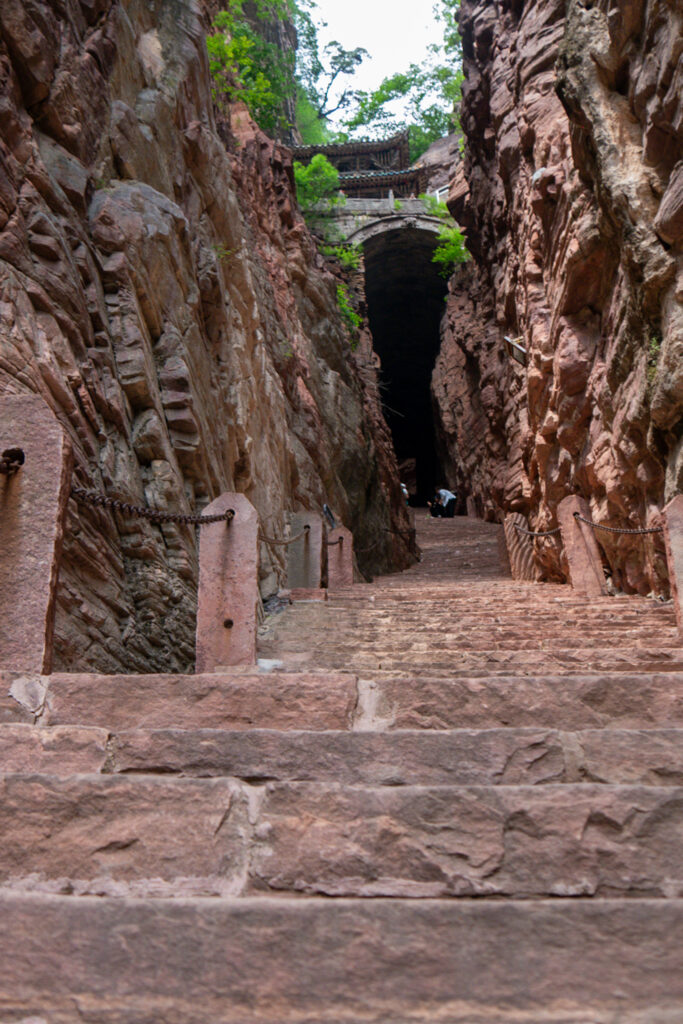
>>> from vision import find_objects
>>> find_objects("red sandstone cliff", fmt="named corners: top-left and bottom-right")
top-left (0, 0), bottom-right (411, 672)
top-left (435, 0), bottom-right (681, 593)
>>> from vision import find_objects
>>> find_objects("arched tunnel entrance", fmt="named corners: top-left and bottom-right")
top-left (362, 227), bottom-right (448, 503)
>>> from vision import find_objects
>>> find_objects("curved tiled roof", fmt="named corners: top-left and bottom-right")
top-left (291, 130), bottom-right (410, 163)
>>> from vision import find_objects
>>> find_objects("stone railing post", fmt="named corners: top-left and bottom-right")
top-left (327, 526), bottom-right (354, 588)
top-left (557, 495), bottom-right (608, 597)
top-left (196, 493), bottom-right (258, 671)
top-left (0, 395), bottom-right (73, 674)
top-left (662, 495), bottom-right (683, 632)
top-left (286, 512), bottom-right (325, 594)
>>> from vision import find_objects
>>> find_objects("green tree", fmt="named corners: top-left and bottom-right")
top-left (294, 2), bottom-right (368, 140)
top-left (340, 0), bottom-right (464, 161)
top-left (292, 153), bottom-right (347, 240)
top-left (432, 224), bottom-right (469, 277)
top-left (207, 0), bottom-right (297, 137)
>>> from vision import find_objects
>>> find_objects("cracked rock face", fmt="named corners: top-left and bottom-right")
top-left (0, 0), bottom-right (410, 672)
top-left (436, 0), bottom-right (681, 593)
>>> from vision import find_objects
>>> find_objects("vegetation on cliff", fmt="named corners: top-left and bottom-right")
top-left (207, 0), bottom-right (464, 160)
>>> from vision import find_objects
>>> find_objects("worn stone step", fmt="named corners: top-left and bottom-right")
top-left (3, 774), bottom-right (681, 900)
top-left (356, 674), bottom-right (683, 730)
top-left (107, 727), bottom-right (683, 787)
top-left (259, 630), bottom-right (679, 655)
top-left (313, 613), bottom-right (675, 629)
top-left (249, 782), bottom-right (683, 898)
top-left (17, 672), bottom-right (357, 731)
top-left (0, 774), bottom-right (248, 897)
top-left (0, 724), bottom-right (109, 774)
top-left (0, 894), bottom-right (681, 1022)
top-left (263, 623), bottom-right (678, 643)
top-left (265, 648), bottom-right (683, 675)
top-left (15, 670), bottom-right (683, 736)
top-left (291, 598), bottom-right (672, 617)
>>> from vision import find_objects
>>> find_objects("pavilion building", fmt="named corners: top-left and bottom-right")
top-left (291, 131), bottom-right (426, 199)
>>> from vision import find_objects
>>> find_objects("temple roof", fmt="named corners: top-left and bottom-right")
top-left (338, 168), bottom-right (423, 186)
top-left (292, 131), bottom-right (410, 165)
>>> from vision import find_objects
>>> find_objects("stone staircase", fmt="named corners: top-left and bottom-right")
top-left (1, 512), bottom-right (683, 1022)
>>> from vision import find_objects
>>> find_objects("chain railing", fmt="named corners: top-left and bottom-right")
top-left (573, 511), bottom-right (663, 536)
top-left (513, 523), bottom-right (561, 537)
top-left (259, 525), bottom-right (310, 546)
top-left (71, 486), bottom-right (235, 526)
top-left (514, 514), bottom-right (663, 539)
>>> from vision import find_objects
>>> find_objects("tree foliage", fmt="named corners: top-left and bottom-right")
top-left (432, 224), bottom-right (469, 277)
top-left (292, 153), bottom-right (344, 211)
top-left (207, 0), bottom-right (464, 160)
top-left (340, 0), bottom-right (464, 160)
top-left (207, 0), bottom-right (297, 137)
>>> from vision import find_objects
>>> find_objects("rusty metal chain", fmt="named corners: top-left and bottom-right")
top-left (573, 511), bottom-right (663, 536)
top-left (72, 486), bottom-right (235, 525)
top-left (327, 537), bottom-right (343, 547)
top-left (513, 523), bottom-right (561, 537)
top-left (0, 447), bottom-right (25, 476)
top-left (259, 525), bottom-right (310, 547)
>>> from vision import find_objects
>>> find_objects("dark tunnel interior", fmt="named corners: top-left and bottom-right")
top-left (363, 228), bottom-right (448, 503)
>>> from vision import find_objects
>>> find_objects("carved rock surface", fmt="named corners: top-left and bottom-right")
top-left (0, 0), bottom-right (410, 673)
top-left (435, 0), bottom-right (682, 595)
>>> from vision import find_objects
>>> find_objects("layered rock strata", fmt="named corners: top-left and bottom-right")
top-left (0, 0), bottom-right (411, 673)
top-left (437, 0), bottom-right (682, 593)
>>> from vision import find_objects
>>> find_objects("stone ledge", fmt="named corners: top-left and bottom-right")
top-left (0, 895), bottom-right (681, 1022)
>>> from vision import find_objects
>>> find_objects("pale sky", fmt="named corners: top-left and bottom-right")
top-left (311, 0), bottom-right (443, 121)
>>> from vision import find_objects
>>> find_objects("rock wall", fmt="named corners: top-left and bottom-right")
top-left (0, 0), bottom-right (411, 673)
top-left (436, 0), bottom-right (681, 593)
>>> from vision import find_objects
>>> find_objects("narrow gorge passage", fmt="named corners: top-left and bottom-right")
top-left (363, 228), bottom-right (448, 503)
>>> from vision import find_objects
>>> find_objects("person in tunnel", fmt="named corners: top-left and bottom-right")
top-left (428, 487), bottom-right (457, 518)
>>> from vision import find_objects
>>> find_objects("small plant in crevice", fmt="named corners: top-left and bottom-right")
top-left (213, 243), bottom-right (236, 262)
top-left (336, 282), bottom-right (361, 348)
top-left (431, 224), bottom-right (470, 278)
top-left (393, 198), bottom-right (403, 211)
top-left (647, 333), bottom-right (662, 386)
top-left (321, 243), bottom-right (362, 271)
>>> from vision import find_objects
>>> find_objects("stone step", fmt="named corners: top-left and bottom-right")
top-left (249, 782), bottom-right (683, 899)
top-left (1, 894), bottom-right (681, 1022)
top-left (261, 633), bottom-right (682, 653)
top-left (311, 609), bottom-right (674, 625)
top-left (17, 672), bottom-right (357, 731)
top-left (357, 673), bottom-right (683, 730)
top-left (0, 724), bottom-right (109, 774)
top-left (0, 773), bottom-right (250, 897)
top-left (1, 774), bottom-right (680, 899)
top-left (106, 727), bottom-right (683, 786)
top-left (264, 615), bottom-right (677, 634)
top-left (334, 596), bottom-right (668, 608)
top-left (12, 671), bottom-right (683, 733)
top-left (265, 648), bottom-right (683, 675)
top-left (327, 591), bottom-right (668, 608)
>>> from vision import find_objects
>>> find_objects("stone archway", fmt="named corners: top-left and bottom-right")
top-left (346, 213), bottom-right (443, 247)
top-left (359, 224), bottom-right (449, 502)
